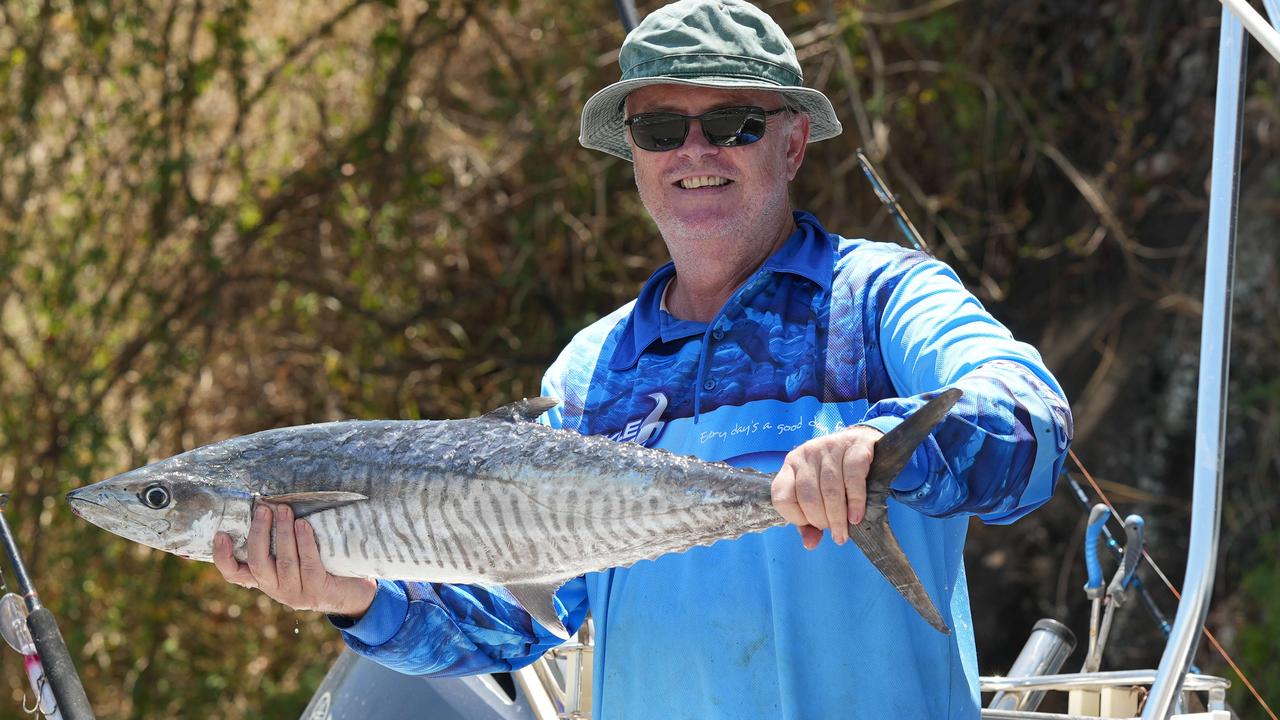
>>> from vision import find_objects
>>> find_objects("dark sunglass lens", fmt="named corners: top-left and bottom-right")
top-left (703, 108), bottom-right (766, 146)
top-left (630, 114), bottom-right (688, 151)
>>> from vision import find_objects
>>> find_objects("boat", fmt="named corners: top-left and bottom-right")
top-left (297, 2), bottom-right (1280, 718)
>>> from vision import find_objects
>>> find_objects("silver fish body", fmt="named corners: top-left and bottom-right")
top-left (68, 394), bottom-right (959, 636)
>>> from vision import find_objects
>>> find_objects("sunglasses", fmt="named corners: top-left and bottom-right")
top-left (623, 105), bottom-right (792, 152)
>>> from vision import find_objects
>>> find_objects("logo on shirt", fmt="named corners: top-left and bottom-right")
top-left (608, 392), bottom-right (667, 446)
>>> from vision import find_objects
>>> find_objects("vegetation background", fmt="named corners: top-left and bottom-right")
top-left (0, 0), bottom-right (1276, 716)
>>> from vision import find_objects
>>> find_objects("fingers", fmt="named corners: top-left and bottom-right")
top-left (843, 441), bottom-right (873, 525)
top-left (790, 449), bottom-right (827, 533)
top-left (771, 462), bottom-right (807, 527)
top-left (819, 446), bottom-right (849, 545)
top-left (296, 520), bottom-right (338, 612)
top-left (797, 525), bottom-right (823, 550)
top-left (212, 533), bottom-right (257, 589)
top-left (772, 427), bottom-right (882, 550)
top-left (273, 505), bottom-right (302, 599)
top-left (246, 505), bottom-right (278, 590)
top-left (773, 462), bottom-right (825, 550)
top-left (295, 519), bottom-right (326, 580)
top-left (774, 450), bottom-right (829, 550)
top-left (214, 507), bottom-right (354, 615)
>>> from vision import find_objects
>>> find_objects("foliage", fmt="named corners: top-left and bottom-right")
top-left (1226, 530), bottom-right (1280, 714)
top-left (0, 0), bottom-right (1275, 716)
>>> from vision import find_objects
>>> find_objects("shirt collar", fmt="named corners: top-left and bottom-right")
top-left (609, 210), bottom-right (835, 371)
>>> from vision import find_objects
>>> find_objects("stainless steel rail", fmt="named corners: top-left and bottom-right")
top-left (1141, 8), bottom-right (1244, 718)
top-left (1265, 0), bottom-right (1280, 27)
top-left (980, 670), bottom-right (1230, 694)
top-left (1219, 0), bottom-right (1280, 62)
top-left (983, 712), bottom-right (1131, 720)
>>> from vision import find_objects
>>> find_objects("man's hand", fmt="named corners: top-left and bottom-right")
top-left (213, 503), bottom-right (377, 618)
top-left (771, 425), bottom-right (884, 550)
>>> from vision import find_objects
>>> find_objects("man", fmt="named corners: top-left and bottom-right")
top-left (214, 1), bottom-right (1073, 717)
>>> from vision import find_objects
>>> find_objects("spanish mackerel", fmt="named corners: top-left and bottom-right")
top-left (67, 390), bottom-right (961, 636)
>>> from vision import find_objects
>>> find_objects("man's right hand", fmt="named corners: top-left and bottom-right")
top-left (213, 503), bottom-right (377, 618)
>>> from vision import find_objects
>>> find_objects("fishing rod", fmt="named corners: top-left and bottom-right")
top-left (615, 0), bottom-right (639, 33)
top-left (859, 140), bottom-right (1269, 717)
top-left (0, 495), bottom-right (95, 719)
top-left (855, 149), bottom-right (931, 255)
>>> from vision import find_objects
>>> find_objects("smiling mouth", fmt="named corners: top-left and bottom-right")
top-left (675, 176), bottom-right (732, 189)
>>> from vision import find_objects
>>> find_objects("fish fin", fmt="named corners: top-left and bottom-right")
top-left (848, 514), bottom-right (950, 634)
top-left (849, 388), bottom-right (960, 635)
top-left (504, 581), bottom-right (570, 640)
top-left (259, 491), bottom-right (368, 519)
top-left (482, 397), bottom-right (560, 423)
top-left (865, 388), bottom-right (962, 498)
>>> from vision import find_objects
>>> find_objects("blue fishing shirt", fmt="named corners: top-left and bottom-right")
top-left (334, 211), bottom-right (1073, 719)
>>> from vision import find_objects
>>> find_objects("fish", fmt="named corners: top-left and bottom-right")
top-left (67, 389), bottom-right (961, 637)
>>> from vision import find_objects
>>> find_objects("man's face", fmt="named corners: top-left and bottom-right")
top-left (625, 84), bottom-right (809, 260)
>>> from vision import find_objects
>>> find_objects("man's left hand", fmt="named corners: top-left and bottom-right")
top-left (771, 426), bottom-right (884, 550)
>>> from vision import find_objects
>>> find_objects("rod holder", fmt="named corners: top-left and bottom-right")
top-left (989, 619), bottom-right (1078, 712)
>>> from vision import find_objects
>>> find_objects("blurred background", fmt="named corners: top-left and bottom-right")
top-left (0, 0), bottom-right (1276, 716)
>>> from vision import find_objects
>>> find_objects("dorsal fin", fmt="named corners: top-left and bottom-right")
top-left (481, 397), bottom-right (560, 423)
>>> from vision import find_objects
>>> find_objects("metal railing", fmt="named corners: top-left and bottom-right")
top-left (1143, 2), bottom-right (1280, 716)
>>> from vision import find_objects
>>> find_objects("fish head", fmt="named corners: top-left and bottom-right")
top-left (67, 454), bottom-right (253, 563)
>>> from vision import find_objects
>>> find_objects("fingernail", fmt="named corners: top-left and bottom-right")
top-left (256, 506), bottom-right (269, 520)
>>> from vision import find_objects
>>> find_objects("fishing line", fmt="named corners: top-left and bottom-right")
top-left (856, 151), bottom-right (1274, 718)
top-left (1068, 448), bottom-right (1277, 720)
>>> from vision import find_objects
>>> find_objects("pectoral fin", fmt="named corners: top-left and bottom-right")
top-left (854, 388), bottom-right (963, 635)
top-left (505, 581), bottom-right (570, 640)
top-left (259, 491), bottom-right (368, 519)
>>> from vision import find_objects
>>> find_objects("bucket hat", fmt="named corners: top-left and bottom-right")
top-left (579, 0), bottom-right (842, 161)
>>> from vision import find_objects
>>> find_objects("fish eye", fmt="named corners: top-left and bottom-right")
top-left (140, 484), bottom-right (171, 510)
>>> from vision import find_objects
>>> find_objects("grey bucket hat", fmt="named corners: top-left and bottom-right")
top-left (580, 0), bottom-right (842, 162)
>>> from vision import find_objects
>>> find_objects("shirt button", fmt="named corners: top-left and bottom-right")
top-left (712, 329), bottom-right (725, 341)
top-left (703, 379), bottom-right (717, 391)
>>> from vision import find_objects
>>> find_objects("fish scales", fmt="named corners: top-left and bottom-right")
top-left (98, 415), bottom-right (774, 583)
top-left (68, 393), bottom-right (962, 636)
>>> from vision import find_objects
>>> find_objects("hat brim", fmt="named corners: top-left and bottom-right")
top-left (579, 76), bottom-right (842, 162)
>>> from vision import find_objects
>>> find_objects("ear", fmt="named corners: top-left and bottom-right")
top-left (784, 111), bottom-right (810, 180)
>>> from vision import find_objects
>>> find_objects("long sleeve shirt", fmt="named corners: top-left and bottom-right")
top-left (333, 210), bottom-right (1073, 719)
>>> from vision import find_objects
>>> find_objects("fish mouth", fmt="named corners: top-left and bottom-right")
top-left (66, 489), bottom-right (168, 541)
top-left (66, 488), bottom-right (107, 520)
top-left (65, 488), bottom-right (88, 517)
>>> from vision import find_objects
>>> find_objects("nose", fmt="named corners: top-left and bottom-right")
top-left (675, 118), bottom-right (721, 160)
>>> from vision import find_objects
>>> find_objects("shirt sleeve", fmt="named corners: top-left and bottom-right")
top-left (857, 257), bottom-right (1074, 524)
top-left (331, 577), bottom-right (589, 676)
